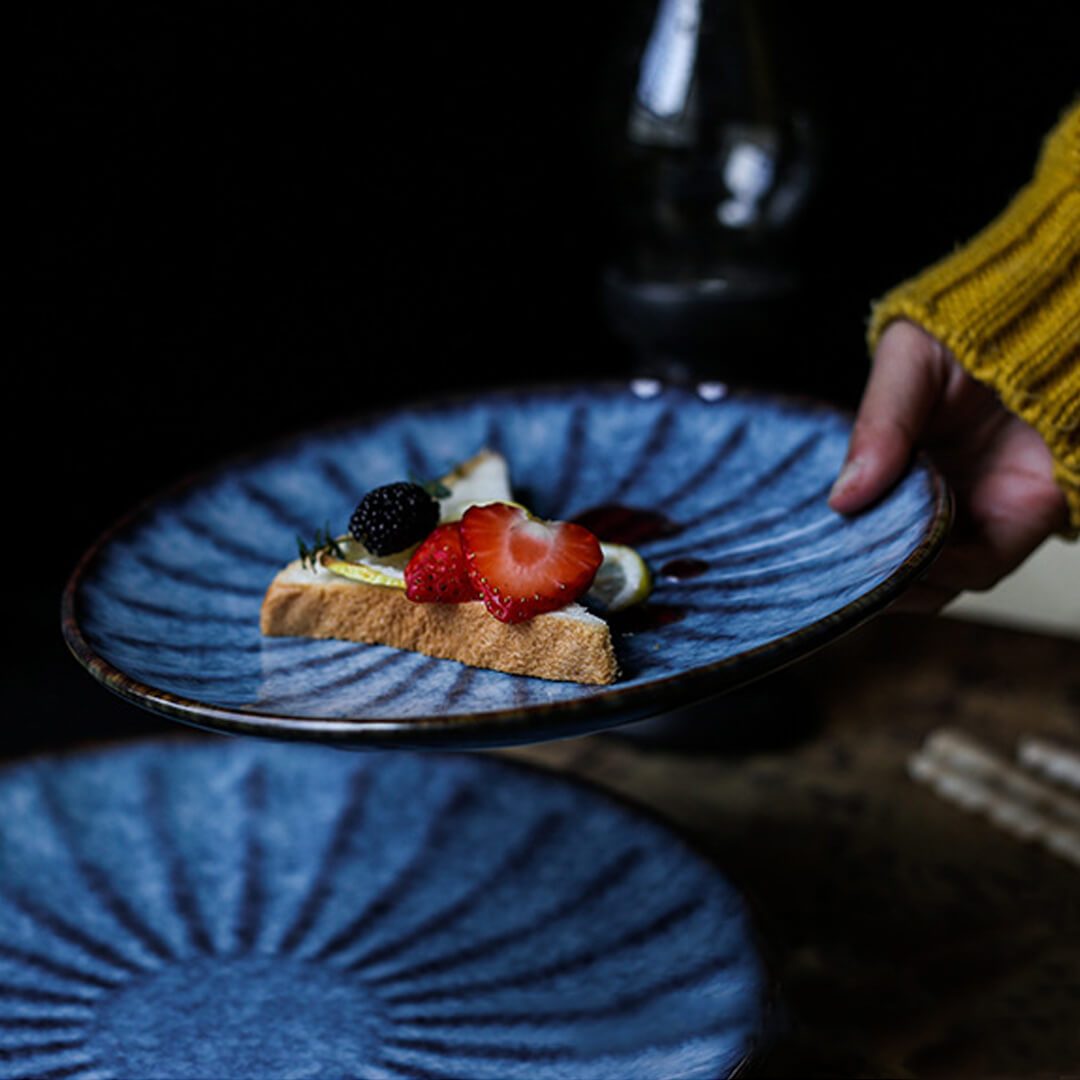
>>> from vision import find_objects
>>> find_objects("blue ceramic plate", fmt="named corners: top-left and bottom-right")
top-left (63, 381), bottom-right (949, 748)
top-left (0, 737), bottom-right (771, 1079)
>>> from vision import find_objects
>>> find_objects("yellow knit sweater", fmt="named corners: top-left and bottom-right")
top-left (867, 101), bottom-right (1080, 533)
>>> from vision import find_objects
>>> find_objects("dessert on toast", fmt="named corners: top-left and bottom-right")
top-left (260, 451), bottom-right (650, 685)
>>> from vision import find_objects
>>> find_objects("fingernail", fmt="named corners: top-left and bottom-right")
top-left (829, 457), bottom-right (863, 502)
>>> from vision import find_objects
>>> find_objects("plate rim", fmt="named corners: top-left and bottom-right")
top-left (61, 378), bottom-right (953, 748)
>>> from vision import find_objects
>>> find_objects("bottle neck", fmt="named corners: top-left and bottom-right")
top-left (607, 0), bottom-right (816, 286)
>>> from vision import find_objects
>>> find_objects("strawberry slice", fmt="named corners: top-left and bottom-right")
top-left (404, 523), bottom-right (480, 603)
top-left (460, 502), bottom-right (603, 623)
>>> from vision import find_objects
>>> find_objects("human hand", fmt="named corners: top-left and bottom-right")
top-left (828, 319), bottom-right (1068, 612)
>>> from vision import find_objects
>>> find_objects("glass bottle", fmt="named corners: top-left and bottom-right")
top-left (598, 0), bottom-right (819, 390)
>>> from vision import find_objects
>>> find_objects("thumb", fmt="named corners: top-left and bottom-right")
top-left (829, 320), bottom-right (950, 514)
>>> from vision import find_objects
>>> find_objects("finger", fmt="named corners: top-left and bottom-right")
top-left (829, 321), bottom-right (949, 514)
top-left (922, 471), bottom-right (1067, 594)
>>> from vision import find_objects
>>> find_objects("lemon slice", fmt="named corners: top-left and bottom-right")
top-left (587, 543), bottom-right (652, 611)
top-left (319, 537), bottom-right (408, 589)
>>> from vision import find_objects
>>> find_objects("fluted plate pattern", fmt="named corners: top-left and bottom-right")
top-left (63, 382), bottom-right (949, 748)
top-left (0, 737), bottom-right (770, 1079)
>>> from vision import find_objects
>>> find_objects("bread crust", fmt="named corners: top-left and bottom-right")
top-left (260, 561), bottom-right (619, 685)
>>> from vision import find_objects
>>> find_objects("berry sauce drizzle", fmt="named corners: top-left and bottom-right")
top-left (659, 557), bottom-right (709, 581)
top-left (572, 504), bottom-right (682, 546)
top-left (573, 504), bottom-right (691, 634)
top-left (606, 604), bottom-right (688, 635)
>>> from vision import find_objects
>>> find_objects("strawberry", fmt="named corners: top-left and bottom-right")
top-left (404, 523), bottom-right (479, 604)
top-left (460, 502), bottom-right (603, 623)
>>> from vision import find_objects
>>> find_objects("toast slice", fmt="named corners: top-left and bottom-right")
top-left (259, 451), bottom-right (620, 685)
top-left (260, 559), bottom-right (618, 684)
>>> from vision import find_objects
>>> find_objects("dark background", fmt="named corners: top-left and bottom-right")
top-left (18, 3), bottom-right (1080, 753)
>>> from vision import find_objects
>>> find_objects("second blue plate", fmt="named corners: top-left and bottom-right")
top-left (0, 737), bottom-right (771, 1078)
top-left (63, 381), bottom-right (949, 748)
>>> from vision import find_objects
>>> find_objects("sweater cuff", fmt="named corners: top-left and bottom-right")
top-left (868, 102), bottom-right (1080, 535)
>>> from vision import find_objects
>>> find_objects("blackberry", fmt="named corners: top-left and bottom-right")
top-left (349, 482), bottom-right (439, 555)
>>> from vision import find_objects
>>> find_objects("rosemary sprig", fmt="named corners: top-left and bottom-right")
top-left (297, 522), bottom-right (345, 570)
top-left (409, 472), bottom-right (451, 500)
